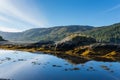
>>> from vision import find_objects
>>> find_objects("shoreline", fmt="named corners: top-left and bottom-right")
top-left (0, 44), bottom-right (120, 64)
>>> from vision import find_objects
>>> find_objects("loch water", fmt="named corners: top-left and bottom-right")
top-left (0, 49), bottom-right (120, 80)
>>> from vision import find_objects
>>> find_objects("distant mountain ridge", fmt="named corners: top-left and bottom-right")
top-left (0, 23), bottom-right (120, 43)
top-left (0, 25), bottom-right (93, 42)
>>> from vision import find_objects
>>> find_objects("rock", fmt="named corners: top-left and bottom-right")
top-left (0, 36), bottom-right (6, 41)
top-left (55, 35), bottom-right (96, 51)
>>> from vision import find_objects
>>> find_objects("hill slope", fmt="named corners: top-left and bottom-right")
top-left (85, 23), bottom-right (120, 43)
top-left (0, 23), bottom-right (120, 43)
top-left (0, 25), bottom-right (93, 42)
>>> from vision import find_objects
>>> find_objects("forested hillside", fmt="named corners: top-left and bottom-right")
top-left (0, 25), bottom-right (93, 42)
top-left (85, 23), bottom-right (120, 43)
top-left (0, 23), bottom-right (120, 43)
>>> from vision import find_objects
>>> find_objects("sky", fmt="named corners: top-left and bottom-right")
top-left (0, 0), bottom-right (120, 32)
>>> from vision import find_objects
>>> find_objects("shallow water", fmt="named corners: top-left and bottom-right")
top-left (0, 49), bottom-right (120, 80)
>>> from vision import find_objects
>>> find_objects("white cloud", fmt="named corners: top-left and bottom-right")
top-left (0, 15), bottom-right (12, 23)
top-left (0, 0), bottom-right (48, 29)
top-left (106, 4), bottom-right (120, 12)
top-left (0, 16), bottom-right (10, 22)
top-left (0, 26), bottom-right (22, 32)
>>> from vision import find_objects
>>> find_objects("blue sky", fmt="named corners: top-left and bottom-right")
top-left (0, 0), bottom-right (120, 32)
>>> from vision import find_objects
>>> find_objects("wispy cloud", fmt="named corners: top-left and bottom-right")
top-left (105, 4), bottom-right (120, 12)
top-left (0, 15), bottom-right (11, 23)
top-left (0, 26), bottom-right (21, 32)
top-left (0, 0), bottom-right (48, 32)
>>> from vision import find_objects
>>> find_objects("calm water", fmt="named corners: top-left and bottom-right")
top-left (0, 49), bottom-right (120, 80)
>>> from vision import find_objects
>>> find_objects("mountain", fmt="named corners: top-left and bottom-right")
top-left (85, 23), bottom-right (120, 43)
top-left (0, 25), bottom-right (93, 42)
top-left (0, 23), bottom-right (120, 43)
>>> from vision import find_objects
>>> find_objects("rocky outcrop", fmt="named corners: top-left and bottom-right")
top-left (0, 36), bottom-right (5, 41)
top-left (55, 35), bottom-right (96, 51)
top-left (0, 36), bottom-right (6, 41)
top-left (68, 43), bottom-right (120, 58)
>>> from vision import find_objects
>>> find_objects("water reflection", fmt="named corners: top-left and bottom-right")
top-left (0, 50), bottom-right (120, 80)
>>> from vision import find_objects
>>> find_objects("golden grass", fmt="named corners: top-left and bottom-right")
top-left (104, 51), bottom-right (117, 57)
top-left (81, 50), bottom-right (90, 56)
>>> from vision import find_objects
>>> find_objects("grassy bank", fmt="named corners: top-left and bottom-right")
top-left (0, 43), bottom-right (120, 63)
